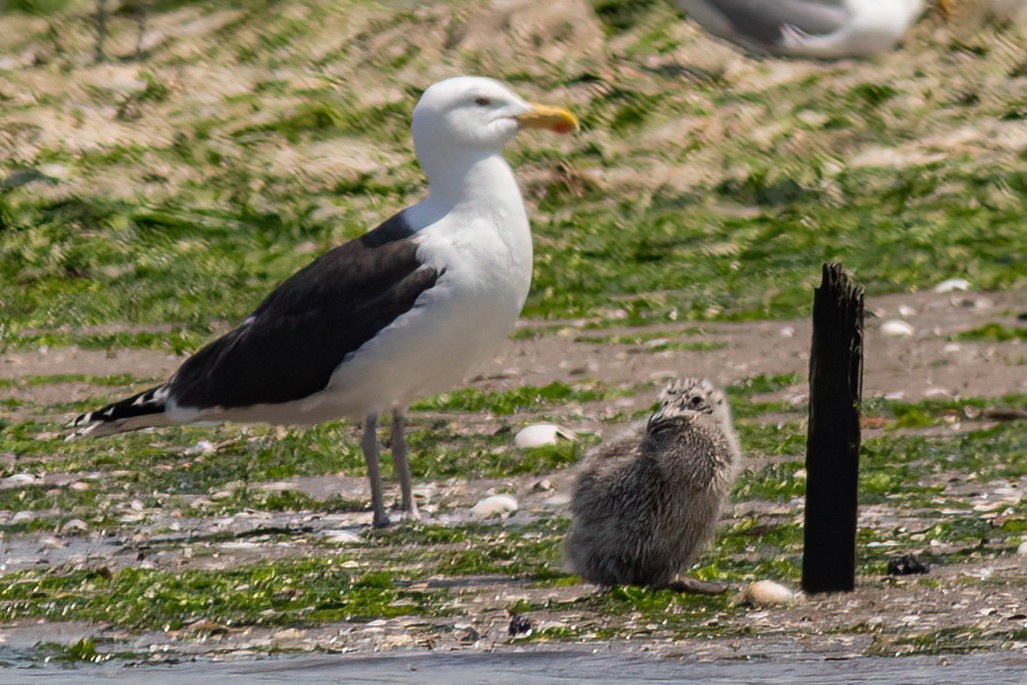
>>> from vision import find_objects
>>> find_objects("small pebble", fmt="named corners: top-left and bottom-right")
top-left (185, 440), bottom-right (217, 455)
top-left (471, 494), bottom-right (518, 518)
top-left (322, 530), bottom-right (361, 544)
top-left (61, 518), bottom-right (89, 534)
top-left (881, 320), bottom-right (915, 337)
top-left (1017, 541), bottom-right (1027, 556)
top-left (732, 580), bottom-right (796, 606)
top-left (514, 424), bottom-right (576, 449)
top-left (934, 278), bottom-right (971, 293)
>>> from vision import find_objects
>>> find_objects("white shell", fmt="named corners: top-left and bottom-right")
top-left (60, 518), bottom-right (89, 534)
top-left (881, 320), bottom-right (915, 337)
top-left (933, 278), bottom-right (971, 293)
top-left (732, 580), bottom-right (796, 606)
top-left (514, 424), bottom-right (576, 449)
top-left (470, 494), bottom-right (519, 518)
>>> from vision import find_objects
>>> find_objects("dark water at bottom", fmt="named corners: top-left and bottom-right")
top-left (2, 649), bottom-right (1026, 684)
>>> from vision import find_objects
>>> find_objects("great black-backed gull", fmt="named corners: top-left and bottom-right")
top-left (675, 0), bottom-right (927, 58)
top-left (69, 76), bottom-right (578, 527)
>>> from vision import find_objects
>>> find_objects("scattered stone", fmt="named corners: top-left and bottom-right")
top-left (887, 555), bottom-right (931, 575)
top-left (470, 494), bottom-right (518, 518)
top-left (952, 295), bottom-right (993, 310)
top-left (61, 518), bottom-right (89, 534)
top-left (69, 481), bottom-right (91, 492)
top-left (11, 511), bottom-right (35, 524)
top-left (185, 440), bottom-right (217, 455)
top-left (779, 325), bottom-right (796, 337)
top-left (508, 614), bottom-right (532, 637)
top-left (732, 580), bottom-right (796, 607)
top-left (934, 278), bottom-right (971, 293)
top-left (272, 628), bottom-right (304, 640)
top-left (184, 619), bottom-right (230, 635)
top-left (881, 320), bottom-right (915, 337)
top-left (39, 536), bottom-right (66, 550)
top-left (898, 304), bottom-right (917, 317)
top-left (1, 474), bottom-right (38, 489)
top-left (322, 529), bottom-right (361, 544)
top-left (532, 479), bottom-right (554, 492)
top-left (542, 493), bottom-right (571, 507)
top-left (514, 423), bottom-right (576, 448)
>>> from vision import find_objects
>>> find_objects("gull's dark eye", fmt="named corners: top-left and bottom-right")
top-left (690, 396), bottom-right (703, 407)
top-left (474, 96), bottom-right (491, 106)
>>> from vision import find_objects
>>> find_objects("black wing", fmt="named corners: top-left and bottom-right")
top-left (168, 212), bottom-right (442, 410)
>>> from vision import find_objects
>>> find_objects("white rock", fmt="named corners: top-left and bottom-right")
top-left (11, 511), bottom-right (35, 523)
top-left (39, 164), bottom-right (70, 180)
top-left (881, 320), bottom-right (915, 337)
top-left (1017, 541), bottom-right (1027, 556)
top-left (732, 580), bottom-right (796, 606)
top-left (471, 494), bottom-right (518, 518)
top-left (779, 326), bottom-right (796, 338)
top-left (322, 529), bottom-right (361, 544)
top-left (643, 338), bottom-right (670, 348)
top-left (1, 474), bottom-right (37, 488)
top-left (543, 493), bottom-right (571, 507)
top-left (185, 440), bottom-right (217, 455)
top-left (514, 424), bottom-right (576, 449)
top-left (898, 305), bottom-right (917, 317)
top-left (934, 278), bottom-right (971, 293)
top-left (61, 518), bottom-right (89, 534)
top-left (943, 343), bottom-right (962, 354)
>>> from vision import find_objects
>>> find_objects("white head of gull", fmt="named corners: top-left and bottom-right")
top-left (676, 0), bottom-right (928, 58)
top-left (68, 76), bottom-right (578, 528)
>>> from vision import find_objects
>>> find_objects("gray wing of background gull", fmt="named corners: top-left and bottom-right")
top-left (677, 0), bottom-right (850, 48)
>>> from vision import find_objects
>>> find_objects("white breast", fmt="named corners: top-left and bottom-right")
top-left (306, 200), bottom-right (532, 420)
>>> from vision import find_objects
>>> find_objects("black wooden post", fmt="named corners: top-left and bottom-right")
top-left (802, 263), bottom-right (864, 594)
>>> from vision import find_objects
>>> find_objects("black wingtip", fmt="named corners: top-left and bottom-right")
top-left (69, 384), bottom-right (170, 433)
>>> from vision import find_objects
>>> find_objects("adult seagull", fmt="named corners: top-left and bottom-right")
top-left (69, 76), bottom-right (578, 527)
top-left (675, 0), bottom-right (928, 58)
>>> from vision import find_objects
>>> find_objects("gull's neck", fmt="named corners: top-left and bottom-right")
top-left (408, 148), bottom-right (524, 228)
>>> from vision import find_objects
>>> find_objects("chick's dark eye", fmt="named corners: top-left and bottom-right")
top-left (474, 97), bottom-right (491, 106)
top-left (690, 396), bottom-right (703, 407)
